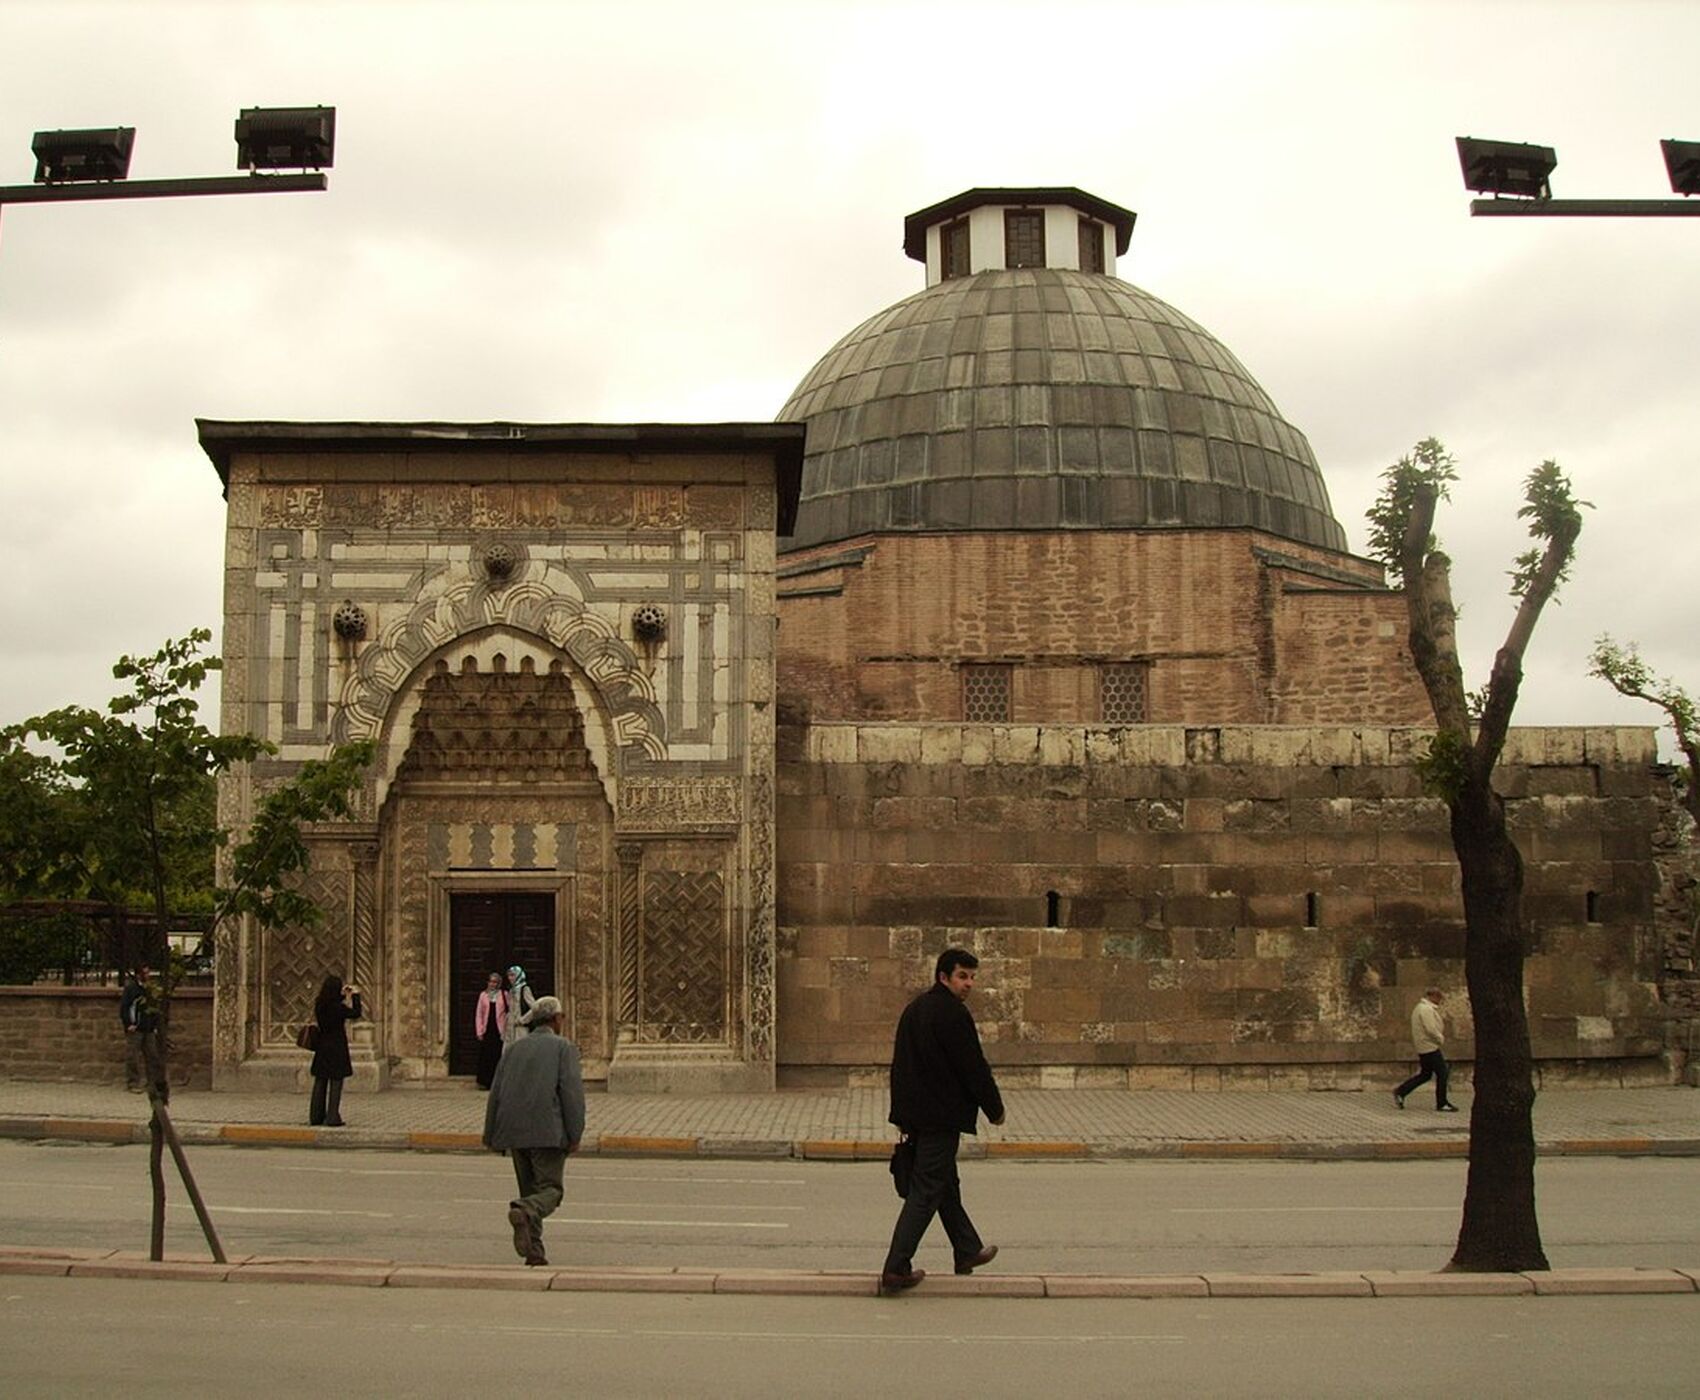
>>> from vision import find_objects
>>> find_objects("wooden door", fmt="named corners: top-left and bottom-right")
top-left (448, 892), bottom-right (555, 1076)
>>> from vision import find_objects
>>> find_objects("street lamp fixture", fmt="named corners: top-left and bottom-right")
top-left (234, 106), bottom-right (335, 172)
top-left (31, 126), bottom-right (136, 184)
top-left (1661, 139), bottom-right (1700, 196)
top-left (1456, 137), bottom-right (1555, 199)
top-left (1457, 133), bottom-right (1700, 218)
top-left (0, 107), bottom-right (334, 215)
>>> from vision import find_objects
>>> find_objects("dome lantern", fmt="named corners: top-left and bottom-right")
top-left (903, 186), bottom-right (1137, 286)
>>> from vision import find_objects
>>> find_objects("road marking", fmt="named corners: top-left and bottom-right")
top-left (448, 1197), bottom-right (805, 1212)
top-left (1169, 1206), bottom-right (1455, 1214)
top-left (635, 1329), bottom-right (1186, 1344)
top-left (550, 1216), bottom-right (789, 1229)
top-left (168, 1203), bottom-right (396, 1219)
top-left (0, 1180), bottom-right (114, 1191)
top-left (273, 1164), bottom-right (805, 1186)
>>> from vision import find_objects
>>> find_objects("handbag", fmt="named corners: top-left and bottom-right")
top-left (889, 1136), bottom-right (916, 1198)
top-left (295, 1022), bottom-right (320, 1052)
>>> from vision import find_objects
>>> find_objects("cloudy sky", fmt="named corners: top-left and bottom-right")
top-left (1, 0), bottom-right (1695, 749)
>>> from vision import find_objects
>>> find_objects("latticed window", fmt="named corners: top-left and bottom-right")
top-left (1078, 217), bottom-right (1106, 273)
top-left (1004, 210), bottom-right (1045, 268)
top-left (962, 664), bottom-right (1013, 722)
top-left (941, 218), bottom-right (971, 279)
top-left (1099, 662), bottom-right (1148, 724)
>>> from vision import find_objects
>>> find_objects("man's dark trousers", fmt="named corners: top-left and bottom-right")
top-left (883, 1130), bottom-right (984, 1276)
top-left (512, 1146), bottom-right (566, 1225)
top-left (1395, 1049), bottom-right (1450, 1108)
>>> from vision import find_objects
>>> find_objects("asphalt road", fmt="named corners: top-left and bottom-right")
top-left (1, 1277), bottom-right (1696, 1398)
top-left (1, 1139), bottom-right (1696, 1274)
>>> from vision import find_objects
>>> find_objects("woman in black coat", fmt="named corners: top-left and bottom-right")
top-left (309, 974), bottom-right (362, 1127)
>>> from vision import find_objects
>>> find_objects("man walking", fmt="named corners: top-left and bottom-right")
top-left (1394, 987), bottom-right (1459, 1112)
top-left (118, 964), bottom-right (155, 1093)
top-left (880, 947), bottom-right (1004, 1293)
top-left (482, 995), bottom-right (585, 1266)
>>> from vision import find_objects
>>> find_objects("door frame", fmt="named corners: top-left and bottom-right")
top-left (429, 871), bottom-right (575, 1069)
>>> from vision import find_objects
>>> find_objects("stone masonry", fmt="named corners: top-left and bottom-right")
top-left (775, 722), bottom-right (1668, 1089)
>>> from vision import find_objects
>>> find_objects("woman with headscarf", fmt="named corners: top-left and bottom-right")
top-left (504, 965), bottom-right (538, 1045)
top-left (474, 970), bottom-right (508, 1089)
top-left (309, 973), bottom-right (362, 1127)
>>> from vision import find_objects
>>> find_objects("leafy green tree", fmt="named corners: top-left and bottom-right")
top-left (1588, 637), bottom-right (1700, 826)
top-left (1367, 438), bottom-right (1586, 1273)
top-left (4, 630), bottom-right (371, 1259)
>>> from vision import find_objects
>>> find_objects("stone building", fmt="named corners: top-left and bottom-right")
top-left (199, 188), bottom-right (1685, 1094)
top-left (202, 422), bottom-right (802, 1093)
top-left (769, 188), bottom-right (1672, 1089)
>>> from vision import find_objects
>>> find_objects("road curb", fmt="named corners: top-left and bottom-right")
top-left (1, 1249), bottom-right (1695, 1300)
top-left (1, 1117), bottom-right (1696, 1160)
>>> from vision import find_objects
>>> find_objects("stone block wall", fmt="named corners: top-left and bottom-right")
top-left (0, 986), bottom-right (213, 1088)
top-left (774, 722), bottom-right (1669, 1089)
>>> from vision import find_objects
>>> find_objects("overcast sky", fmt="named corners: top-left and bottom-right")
top-left (1, 0), bottom-right (1695, 751)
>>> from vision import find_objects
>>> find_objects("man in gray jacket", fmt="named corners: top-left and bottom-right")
top-left (482, 996), bottom-right (585, 1265)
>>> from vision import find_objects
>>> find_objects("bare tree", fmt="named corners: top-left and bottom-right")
top-left (1367, 438), bottom-right (1586, 1272)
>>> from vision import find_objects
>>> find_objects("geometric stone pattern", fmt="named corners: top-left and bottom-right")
top-left (774, 722), bottom-right (1668, 1087)
top-left (639, 869), bottom-right (728, 1044)
top-left (779, 268), bottom-right (1347, 553)
top-left (262, 865), bottom-right (350, 1048)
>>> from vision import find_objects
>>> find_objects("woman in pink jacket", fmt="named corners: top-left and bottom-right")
top-left (474, 970), bottom-right (509, 1089)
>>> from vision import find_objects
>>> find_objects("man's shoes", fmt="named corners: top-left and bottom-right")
top-left (954, 1245), bottom-right (998, 1275)
top-left (324, 1118), bottom-right (346, 1128)
top-left (879, 1267), bottom-right (925, 1293)
top-left (1437, 1103), bottom-right (1460, 1113)
top-left (508, 1204), bottom-right (538, 1262)
top-left (1392, 1091), bottom-right (1404, 1109)
top-left (524, 1245), bottom-right (550, 1267)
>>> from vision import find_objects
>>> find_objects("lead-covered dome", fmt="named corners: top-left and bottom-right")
top-left (778, 265), bottom-right (1347, 553)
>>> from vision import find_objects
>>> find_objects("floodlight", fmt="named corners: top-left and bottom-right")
top-left (1456, 136), bottom-right (1555, 199)
top-left (235, 106), bottom-right (335, 172)
top-left (31, 127), bottom-right (135, 183)
top-left (1662, 139), bottom-right (1700, 196)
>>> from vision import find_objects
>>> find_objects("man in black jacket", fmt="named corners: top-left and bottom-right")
top-left (880, 947), bottom-right (1005, 1292)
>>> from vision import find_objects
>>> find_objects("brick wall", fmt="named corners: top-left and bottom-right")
top-left (775, 722), bottom-right (1670, 1089)
top-left (777, 529), bottom-right (1429, 726)
top-left (0, 986), bottom-right (212, 1088)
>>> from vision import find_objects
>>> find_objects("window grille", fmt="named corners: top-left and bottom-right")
top-left (1099, 662), bottom-right (1148, 724)
top-left (962, 664), bottom-right (1013, 722)
top-left (1004, 210), bottom-right (1045, 268)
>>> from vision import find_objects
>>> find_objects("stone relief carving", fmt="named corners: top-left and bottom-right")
top-left (639, 869), bottom-right (727, 1044)
top-left (617, 777), bottom-right (743, 831)
top-left (336, 579), bottom-right (666, 770)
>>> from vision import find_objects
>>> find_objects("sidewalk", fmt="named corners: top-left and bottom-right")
top-left (2, 1078), bottom-right (1695, 1159)
top-left (3, 1244), bottom-right (1696, 1300)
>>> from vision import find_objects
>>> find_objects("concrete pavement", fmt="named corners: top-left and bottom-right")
top-left (1, 1078), bottom-right (1695, 1160)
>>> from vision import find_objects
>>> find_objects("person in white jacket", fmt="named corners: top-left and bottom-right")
top-left (1394, 988), bottom-right (1459, 1112)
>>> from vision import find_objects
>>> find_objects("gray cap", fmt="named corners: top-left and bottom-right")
top-left (524, 995), bottom-right (564, 1024)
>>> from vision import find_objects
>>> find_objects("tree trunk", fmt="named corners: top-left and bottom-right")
top-left (1448, 771), bottom-right (1549, 1272)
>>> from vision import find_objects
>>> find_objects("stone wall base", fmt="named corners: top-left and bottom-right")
top-left (214, 1051), bottom-right (390, 1094)
top-left (608, 1049), bottom-right (775, 1094)
top-left (777, 1056), bottom-right (1676, 1092)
